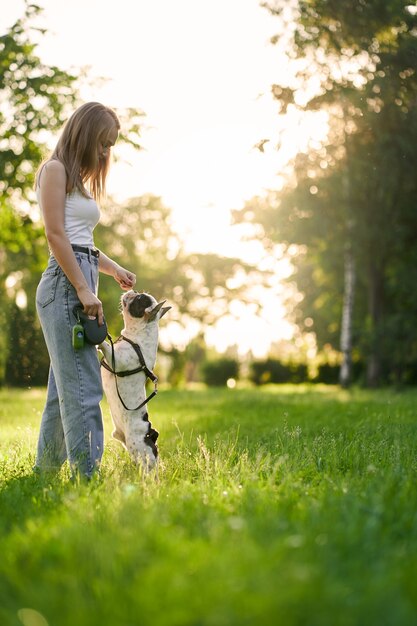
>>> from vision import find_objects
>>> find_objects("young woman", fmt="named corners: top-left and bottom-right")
top-left (35, 102), bottom-right (136, 479)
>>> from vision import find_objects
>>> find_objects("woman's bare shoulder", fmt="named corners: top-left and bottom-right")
top-left (38, 159), bottom-right (66, 187)
top-left (43, 159), bottom-right (66, 175)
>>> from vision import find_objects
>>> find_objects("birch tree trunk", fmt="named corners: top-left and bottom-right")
top-left (339, 240), bottom-right (356, 388)
top-left (339, 144), bottom-right (356, 388)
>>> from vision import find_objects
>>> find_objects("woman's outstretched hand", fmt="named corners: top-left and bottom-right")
top-left (114, 266), bottom-right (136, 291)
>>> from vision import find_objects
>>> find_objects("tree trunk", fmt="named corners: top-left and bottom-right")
top-left (339, 242), bottom-right (356, 388)
top-left (339, 148), bottom-right (355, 388)
top-left (366, 263), bottom-right (384, 387)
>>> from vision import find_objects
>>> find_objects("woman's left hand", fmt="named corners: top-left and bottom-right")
top-left (114, 266), bottom-right (136, 290)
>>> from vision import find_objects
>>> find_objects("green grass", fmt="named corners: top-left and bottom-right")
top-left (1, 384), bottom-right (417, 626)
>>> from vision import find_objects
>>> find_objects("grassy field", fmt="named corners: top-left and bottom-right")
top-left (1, 384), bottom-right (417, 626)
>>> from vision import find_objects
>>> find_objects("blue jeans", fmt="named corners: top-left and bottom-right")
top-left (35, 250), bottom-right (103, 478)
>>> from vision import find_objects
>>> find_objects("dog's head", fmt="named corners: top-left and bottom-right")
top-left (121, 291), bottom-right (171, 326)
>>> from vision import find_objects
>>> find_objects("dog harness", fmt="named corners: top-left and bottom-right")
top-left (100, 335), bottom-right (158, 411)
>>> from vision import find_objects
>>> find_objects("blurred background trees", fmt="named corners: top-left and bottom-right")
top-left (2, 1), bottom-right (417, 388)
top-left (235, 0), bottom-right (417, 387)
top-left (0, 3), bottom-right (79, 385)
top-left (0, 3), bottom-right (266, 387)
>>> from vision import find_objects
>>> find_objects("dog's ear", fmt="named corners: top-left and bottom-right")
top-left (160, 306), bottom-right (171, 319)
top-left (147, 300), bottom-right (169, 322)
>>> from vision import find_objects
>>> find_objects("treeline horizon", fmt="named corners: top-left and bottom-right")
top-left (2, 2), bottom-right (417, 389)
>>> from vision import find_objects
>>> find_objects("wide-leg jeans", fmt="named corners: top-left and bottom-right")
top-left (35, 250), bottom-right (103, 478)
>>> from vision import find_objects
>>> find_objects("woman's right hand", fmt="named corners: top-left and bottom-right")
top-left (77, 286), bottom-right (104, 325)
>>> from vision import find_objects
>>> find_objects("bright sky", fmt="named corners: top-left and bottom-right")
top-left (2, 0), bottom-right (324, 357)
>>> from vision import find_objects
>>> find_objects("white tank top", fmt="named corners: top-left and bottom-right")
top-left (37, 184), bottom-right (100, 247)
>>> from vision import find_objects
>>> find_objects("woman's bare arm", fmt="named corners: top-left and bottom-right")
top-left (98, 250), bottom-right (136, 290)
top-left (39, 160), bottom-right (104, 324)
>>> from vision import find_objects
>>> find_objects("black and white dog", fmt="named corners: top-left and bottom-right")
top-left (100, 291), bottom-right (170, 469)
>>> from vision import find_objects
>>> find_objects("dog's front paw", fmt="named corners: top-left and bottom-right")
top-left (144, 428), bottom-right (159, 459)
top-left (126, 437), bottom-right (158, 471)
top-left (99, 340), bottom-right (112, 362)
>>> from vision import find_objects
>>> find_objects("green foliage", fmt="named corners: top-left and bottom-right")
top-left (0, 3), bottom-right (80, 386)
top-left (183, 334), bottom-right (207, 383)
top-left (0, 210), bottom-right (49, 386)
top-left (2, 386), bottom-right (417, 624)
top-left (201, 357), bottom-right (239, 386)
top-left (0, 5), bottom-right (265, 386)
top-left (250, 358), bottom-right (308, 385)
top-left (4, 305), bottom-right (50, 387)
top-left (239, 0), bottom-right (417, 384)
top-left (314, 362), bottom-right (341, 385)
top-left (95, 194), bottom-right (263, 349)
top-left (0, 3), bottom-right (79, 201)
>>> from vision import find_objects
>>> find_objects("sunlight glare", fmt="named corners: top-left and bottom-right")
top-left (0, 0), bottom-right (330, 358)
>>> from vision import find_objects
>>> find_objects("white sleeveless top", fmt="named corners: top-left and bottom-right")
top-left (37, 186), bottom-right (100, 248)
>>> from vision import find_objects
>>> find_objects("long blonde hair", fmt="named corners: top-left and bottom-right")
top-left (37, 102), bottom-right (120, 200)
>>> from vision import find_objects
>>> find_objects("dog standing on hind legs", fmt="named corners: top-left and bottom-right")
top-left (100, 291), bottom-right (170, 470)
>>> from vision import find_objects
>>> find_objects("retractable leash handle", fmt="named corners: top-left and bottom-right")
top-left (72, 305), bottom-right (108, 348)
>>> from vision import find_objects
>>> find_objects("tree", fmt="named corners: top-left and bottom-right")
top-left (236, 0), bottom-right (417, 386)
top-left (0, 4), bottom-right (79, 202)
top-left (95, 194), bottom-right (267, 351)
top-left (0, 3), bottom-right (144, 385)
top-left (0, 3), bottom-right (270, 386)
top-left (0, 3), bottom-right (80, 384)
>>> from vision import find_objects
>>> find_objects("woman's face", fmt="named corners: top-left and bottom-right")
top-left (98, 125), bottom-right (119, 162)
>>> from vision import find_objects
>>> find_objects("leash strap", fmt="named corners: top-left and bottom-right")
top-left (100, 359), bottom-right (145, 377)
top-left (101, 334), bottom-right (158, 411)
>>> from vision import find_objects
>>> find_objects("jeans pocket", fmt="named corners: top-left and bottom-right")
top-left (36, 271), bottom-right (60, 307)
